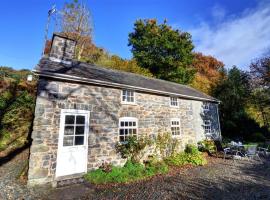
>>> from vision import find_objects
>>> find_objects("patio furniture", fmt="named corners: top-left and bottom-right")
top-left (258, 145), bottom-right (270, 157)
top-left (244, 145), bottom-right (261, 161)
top-left (213, 140), bottom-right (232, 159)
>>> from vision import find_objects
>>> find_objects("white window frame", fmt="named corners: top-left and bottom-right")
top-left (59, 109), bottom-right (90, 148)
top-left (170, 97), bottom-right (179, 107)
top-left (121, 89), bottom-right (136, 104)
top-left (203, 120), bottom-right (212, 135)
top-left (202, 102), bottom-right (210, 112)
top-left (171, 118), bottom-right (181, 137)
top-left (119, 117), bottom-right (138, 142)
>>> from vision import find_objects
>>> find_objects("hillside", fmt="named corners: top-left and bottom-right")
top-left (0, 67), bottom-right (37, 157)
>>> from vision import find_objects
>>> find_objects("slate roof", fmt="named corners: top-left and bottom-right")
top-left (34, 57), bottom-right (219, 102)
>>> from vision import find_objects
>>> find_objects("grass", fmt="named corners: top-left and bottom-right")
top-left (84, 160), bottom-right (168, 184)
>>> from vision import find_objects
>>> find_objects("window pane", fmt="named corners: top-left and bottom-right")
top-left (64, 126), bottom-right (74, 135)
top-left (75, 136), bottom-right (84, 145)
top-left (76, 116), bottom-right (85, 124)
top-left (122, 95), bottom-right (126, 101)
top-left (125, 122), bottom-right (128, 126)
top-left (75, 126), bottom-right (85, 135)
top-left (123, 90), bottom-right (127, 96)
top-left (133, 122), bottom-right (136, 126)
top-left (120, 129), bottom-right (124, 135)
top-left (129, 122), bottom-right (132, 126)
top-left (125, 129), bottom-right (128, 135)
top-left (120, 136), bottom-right (125, 142)
top-left (63, 136), bottom-right (74, 146)
top-left (130, 97), bottom-right (134, 102)
top-left (120, 122), bottom-right (124, 127)
top-left (65, 115), bottom-right (75, 124)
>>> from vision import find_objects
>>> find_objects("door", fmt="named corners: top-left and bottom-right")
top-left (55, 109), bottom-right (90, 178)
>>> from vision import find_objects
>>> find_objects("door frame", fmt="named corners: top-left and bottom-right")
top-left (55, 109), bottom-right (90, 178)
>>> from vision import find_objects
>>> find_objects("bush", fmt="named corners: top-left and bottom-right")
top-left (84, 159), bottom-right (168, 184)
top-left (155, 132), bottom-right (180, 158)
top-left (115, 136), bottom-right (152, 163)
top-left (165, 145), bottom-right (207, 166)
top-left (198, 140), bottom-right (216, 153)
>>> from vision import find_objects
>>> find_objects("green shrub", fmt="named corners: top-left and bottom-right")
top-left (84, 159), bottom-right (168, 184)
top-left (165, 145), bottom-right (207, 166)
top-left (115, 136), bottom-right (152, 163)
top-left (155, 132), bottom-right (180, 158)
top-left (185, 144), bottom-right (199, 154)
top-left (198, 139), bottom-right (216, 153)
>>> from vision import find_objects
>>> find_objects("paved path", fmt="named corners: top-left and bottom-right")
top-left (1, 149), bottom-right (270, 200)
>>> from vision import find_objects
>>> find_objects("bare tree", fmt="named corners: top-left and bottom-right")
top-left (58, 0), bottom-right (93, 60)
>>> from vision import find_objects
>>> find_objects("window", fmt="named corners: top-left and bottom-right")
top-left (119, 117), bottom-right (138, 142)
top-left (202, 102), bottom-right (210, 111)
top-left (122, 90), bottom-right (135, 103)
top-left (62, 113), bottom-right (87, 146)
top-left (170, 97), bottom-right (178, 107)
top-left (171, 118), bottom-right (181, 136)
top-left (203, 120), bottom-right (211, 134)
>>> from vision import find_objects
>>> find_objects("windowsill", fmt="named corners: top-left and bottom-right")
top-left (170, 105), bottom-right (179, 108)
top-left (172, 135), bottom-right (181, 138)
top-left (121, 101), bottom-right (137, 105)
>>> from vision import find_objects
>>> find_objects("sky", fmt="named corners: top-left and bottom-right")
top-left (0, 0), bottom-right (269, 70)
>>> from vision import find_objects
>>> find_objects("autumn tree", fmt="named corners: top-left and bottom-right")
top-left (58, 0), bottom-right (93, 59)
top-left (191, 53), bottom-right (224, 94)
top-left (128, 19), bottom-right (195, 84)
top-left (248, 54), bottom-right (270, 129)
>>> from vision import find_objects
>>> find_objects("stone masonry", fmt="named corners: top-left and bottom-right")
top-left (28, 78), bottom-right (220, 186)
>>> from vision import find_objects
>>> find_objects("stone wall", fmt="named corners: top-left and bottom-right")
top-left (28, 77), bottom-right (220, 186)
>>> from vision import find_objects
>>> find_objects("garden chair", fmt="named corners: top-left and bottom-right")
top-left (214, 140), bottom-right (231, 159)
top-left (244, 145), bottom-right (261, 161)
top-left (258, 145), bottom-right (270, 157)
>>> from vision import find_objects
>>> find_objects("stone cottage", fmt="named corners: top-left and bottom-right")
top-left (28, 33), bottom-right (221, 186)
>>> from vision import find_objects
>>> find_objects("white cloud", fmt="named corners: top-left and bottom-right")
top-left (189, 3), bottom-right (270, 69)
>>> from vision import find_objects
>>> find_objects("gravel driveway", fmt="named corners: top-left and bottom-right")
top-left (1, 149), bottom-right (270, 200)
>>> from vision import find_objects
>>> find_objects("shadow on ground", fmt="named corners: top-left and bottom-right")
top-left (48, 157), bottom-right (270, 200)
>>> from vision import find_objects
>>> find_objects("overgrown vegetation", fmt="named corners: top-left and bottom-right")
top-left (0, 67), bottom-right (36, 156)
top-left (165, 144), bottom-right (207, 166)
top-left (85, 137), bottom-right (206, 185)
top-left (84, 159), bottom-right (168, 184)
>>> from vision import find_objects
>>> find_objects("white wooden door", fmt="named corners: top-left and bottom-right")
top-left (55, 109), bottom-right (90, 178)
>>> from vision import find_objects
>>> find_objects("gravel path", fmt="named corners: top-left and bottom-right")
top-left (1, 149), bottom-right (270, 200)
top-left (0, 149), bottom-right (51, 200)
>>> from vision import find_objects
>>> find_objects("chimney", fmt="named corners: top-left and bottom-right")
top-left (49, 33), bottom-right (77, 65)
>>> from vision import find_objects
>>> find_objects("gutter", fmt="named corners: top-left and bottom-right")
top-left (33, 69), bottom-right (220, 103)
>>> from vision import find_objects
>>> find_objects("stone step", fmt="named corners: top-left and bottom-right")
top-left (56, 177), bottom-right (85, 188)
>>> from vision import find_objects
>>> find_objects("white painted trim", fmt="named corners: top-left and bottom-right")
top-left (121, 89), bottom-right (136, 105)
top-left (216, 104), bottom-right (222, 140)
top-left (33, 70), bottom-right (219, 103)
top-left (55, 109), bottom-right (90, 178)
top-left (118, 117), bottom-right (138, 142)
top-left (203, 120), bottom-right (212, 135)
top-left (170, 97), bottom-right (179, 108)
top-left (171, 118), bottom-right (181, 137)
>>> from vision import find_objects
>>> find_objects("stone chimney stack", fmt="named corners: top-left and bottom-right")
top-left (49, 33), bottom-right (76, 65)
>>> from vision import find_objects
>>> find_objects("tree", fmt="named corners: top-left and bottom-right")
top-left (128, 19), bottom-right (195, 84)
top-left (58, 0), bottom-right (93, 59)
top-left (191, 53), bottom-right (224, 94)
top-left (250, 55), bottom-right (270, 88)
top-left (212, 66), bottom-right (252, 139)
top-left (248, 54), bottom-right (270, 130)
